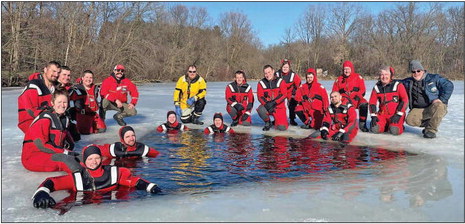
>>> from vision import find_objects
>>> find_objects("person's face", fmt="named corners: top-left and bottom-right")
top-left (379, 69), bottom-right (391, 85)
top-left (85, 154), bottom-right (102, 170)
top-left (235, 73), bottom-right (245, 84)
top-left (281, 64), bottom-right (290, 73)
top-left (411, 69), bottom-right (424, 81)
top-left (123, 130), bottom-right (136, 146)
top-left (306, 73), bottom-right (314, 84)
top-left (82, 73), bottom-right (94, 87)
top-left (58, 69), bottom-right (71, 85)
top-left (44, 64), bottom-right (60, 83)
top-left (264, 67), bottom-right (274, 81)
top-left (114, 68), bottom-right (124, 79)
top-left (343, 67), bottom-right (351, 76)
top-left (187, 67), bottom-right (197, 80)
top-left (330, 92), bottom-right (341, 105)
top-left (52, 94), bottom-right (68, 115)
top-left (214, 118), bottom-right (223, 128)
top-left (167, 114), bottom-right (177, 124)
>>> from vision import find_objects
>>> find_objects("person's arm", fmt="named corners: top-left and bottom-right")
top-left (195, 77), bottom-right (207, 99)
top-left (343, 106), bottom-right (357, 134)
top-left (225, 84), bottom-right (236, 105)
top-left (118, 167), bottom-right (161, 193)
top-left (274, 79), bottom-right (288, 105)
top-left (246, 85), bottom-right (254, 111)
top-left (257, 82), bottom-right (266, 105)
top-left (173, 77), bottom-right (184, 104)
top-left (32, 175), bottom-right (75, 208)
top-left (146, 145), bottom-right (160, 158)
top-left (368, 87), bottom-right (378, 116)
top-left (396, 82), bottom-right (409, 114)
top-left (30, 118), bottom-right (66, 154)
top-left (437, 76), bottom-right (454, 104)
top-left (128, 80), bottom-right (139, 106)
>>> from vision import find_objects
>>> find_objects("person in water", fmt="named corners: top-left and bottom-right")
top-left (31, 145), bottom-right (162, 209)
top-left (156, 111), bottom-right (189, 133)
top-left (204, 112), bottom-right (235, 134)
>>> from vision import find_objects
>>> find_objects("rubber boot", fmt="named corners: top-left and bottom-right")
top-left (192, 115), bottom-right (204, 125)
top-left (262, 121), bottom-right (272, 131)
top-left (113, 113), bottom-right (126, 126)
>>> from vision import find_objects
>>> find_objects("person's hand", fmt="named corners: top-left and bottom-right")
top-left (128, 103), bottom-right (135, 110)
top-left (321, 130), bottom-right (329, 140)
top-left (149, 184), bottom-right (162, 194)
top-left (302, 95), bottom-right (309, 101)
top-left (187, 97), bottom-right (196, 106)
top-left (115, 99), bottom-right (123, 108)
top-left (370, 116), bottom-right (379, 127)
top-left (432, 99), bottom-right (442, 104)
top-left (332, 131), bottom-right (344, 141)
top-left (264, 100), bottom-right (276, 112)
top-left (63, 150), bottom-right (80, 157)
top-left (241, 113), bottom-right (249, 121)
top-left (32, 190), bottom-right (56, 209)
top-left (233, 103), bottom-right (244, 112)
top-left (175, 105), bottom-right (182, 118)
top-left (390, 114), bottom-right (402, 124)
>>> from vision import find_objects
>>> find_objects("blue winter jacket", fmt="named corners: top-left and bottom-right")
top-left (401, 72), bottom-right (454, 109)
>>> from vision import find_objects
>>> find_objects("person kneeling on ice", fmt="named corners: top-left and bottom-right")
top-left (96, 126), bottom-right (160, 159)
top-left (31, 145), bottom-right (161, 209)
top-left (204, 113), bottom-right (235, 134)
top-left (309, 91), bottom-right (358, 144)
top-left (156, 111), bottom-right (189, 133)
top-left (368, 66), bottom-right (408, 135)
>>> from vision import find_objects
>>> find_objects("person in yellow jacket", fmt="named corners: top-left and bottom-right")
top-left (173, 65), bottom-right (207, 125)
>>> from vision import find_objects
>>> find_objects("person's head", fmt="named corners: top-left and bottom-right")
top-left (409, 60), bottom-right (425, 81)
top-left (280, 59), bottom-right (291, 73)
top-left (167, 110), bottom-right (177, 124)
top-left (119, 126), bottom-right (136, 146)
top-left (51, 89), bottom-right (69, 115)
top-left (58, 66), bottom-right (71, 85)
top-left (186, 65), bottom-right (197, 80)
top-left (113, 64), bottom-right (125, 80)
top-left (82, 145), bottom-right (102, 170)
top-left (330, 91), bottom-right (342, 105)
top-left (43, 61), bottom-right (61, 83)
top-left (306, 68), bottom-right (317, 84)
top-left (213, 112), bottom-right (224, 128)
top-left (82, 70), bottom-right (94, 88)
top-left (342, 60), bottom-right (354, 77)
top-left (234, 70), bottom-right (246, 84)
top-left (263, 65), bottom-right (275, 81)
top-left (378, 65), bottom-right (394, 85)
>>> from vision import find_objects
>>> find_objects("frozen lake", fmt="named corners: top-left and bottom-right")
top-left (1, 80), bottom-right (464, 222)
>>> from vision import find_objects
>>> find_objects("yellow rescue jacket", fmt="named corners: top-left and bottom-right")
top-left (173, 74), bottom-right (207, 109)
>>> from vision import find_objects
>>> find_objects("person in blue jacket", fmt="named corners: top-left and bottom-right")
top-left (401, 60), bottom-right (454, 138)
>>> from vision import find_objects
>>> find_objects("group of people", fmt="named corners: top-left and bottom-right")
top-left (18, 58), bottom-right (453, 209)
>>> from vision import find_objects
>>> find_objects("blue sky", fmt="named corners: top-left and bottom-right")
top-left (166, 1), bottom-right (463, 47)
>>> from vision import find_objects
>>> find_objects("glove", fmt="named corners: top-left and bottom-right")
top-left (241, 113), bottom-right (249, 122)
top-left (187, 97), bottom-right (196, 106)
top-left (149, 184), bottom-right (162, 194)
top-left (321, 130), bottom-right (329, 140)
top-left (32, 190), bottom-right (56, 209)
top-left (264, 100), bottom-right (276, 112)
top-left (63, 140), bottom-right (75, 151)
top-left (175, 105), bottom-right (182, 118)
top-left (233, 103), bottom-right (244, 112)
top-left (370, 116), bottom-right (379, 128)
top-left (332, 131), bottom-right (344, 142)
top-left (302, 95), bottom-right (309, 101)
top-left (390, 114), bottom-right (401, 124)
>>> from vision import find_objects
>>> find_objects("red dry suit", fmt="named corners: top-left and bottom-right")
top-left (28, 72), bottom-right (43, 81)
top-left (225, 80), bottom-right (254, 124)
top-left (17, 78), bottom-right (54, 133)
top-left (21, 110), bottom-right (75, 172)
top-left (204, 124), bottom-right (235, 134)
top-left (100, 74), bottom-right (139, 105)
top-left (275, 70), bottom-right (301, 100)
top-left (368, 80), bottom-right (409, 135)
top-left (70, 84), bottom-right (106, 134)
top-left (320, 101), bottom-right (359, 143)
top-left (156, 121), bottom-right (188, 133)
top-left (256, 77), bottom-right (288, 129)
top-left (295, 68), bottom-right (329, 129)
top-left (332, 61), bottom-right (368, 109)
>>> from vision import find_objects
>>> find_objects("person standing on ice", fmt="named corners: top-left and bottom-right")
top-left (274, 59), bottom-right (301, 126)
top-left (225, 70), bottom-right (254, 127)
top-left (401, 60), bottom-right (454, 139)
top-left (173, 65), bottom-right (207, 125)
top-left (332, 60), bottom-right (369, 132)
top-left (100, 64), bottom-right (139, 126)
top-left (204, 112), bottom-right (235, 134)
top-left (31, 145), bottom-right (161, 209)
top-left (368, 66), bottom-right (409, 135)
top-left (309, 91), bottom-right (358, 144)
top-left (256, 65), bottom-right (288, 131)
top-left (156, 111), bottom-right (189, 133)
top-left (294, 68), bottom-right (329, 130)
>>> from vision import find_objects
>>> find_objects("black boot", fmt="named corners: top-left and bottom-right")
top-left (192, 116), bottom-right (204, 125)
top-left (262, 121), bottom-right (272, 131)
top-left (359, 121), bottom-right (368, 132)
top-left (290, 119), bottom-right (298, 126)
top-left (113, 113), bottom-right (126, 126)
top-left (231, 119), bottom-right (239, 127)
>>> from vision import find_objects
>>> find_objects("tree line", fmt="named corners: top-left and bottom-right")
top-left (2, 2), bottom-right (463, 86)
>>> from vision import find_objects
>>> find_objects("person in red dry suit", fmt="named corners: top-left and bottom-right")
top-left (295, 68), bottom-right (329, 130)
top-left (204, 112), bottom-right (235, 134)
top-left (156, 110), bottom-right (189, 133)
top-left (275, 59), bottom-right (301, 126)
top-left (225, 70), bottom-right (254, 127)
top-left (368, 66), bottom-right (409, 135)
top-left (256, 65), bottom-right (288, 131)
top-left (31, 145), bottom-right (162, 209)
top-left (332, 60), bottom-right (369, 132)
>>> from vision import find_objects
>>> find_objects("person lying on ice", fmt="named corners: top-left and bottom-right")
top-left (96, 126), bottom-right (160, 159)
top-left (368, 66), bottom-right (409, 135)
top-left (156, 110), bottom-right (189, 133)
top-left (31, 145), bottom-right (161, 209)
top-left (204, 112), bottom-right (235, 134)
top-left (309, 91), bottom-right (358, 144)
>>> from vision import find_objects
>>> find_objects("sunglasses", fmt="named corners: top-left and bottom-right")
top-left (188, 70), bottom-right (197, 73)
top-left (411, 70), bottom-right (422, 73)
top-left (115, 69), bottom-right (125, 72)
